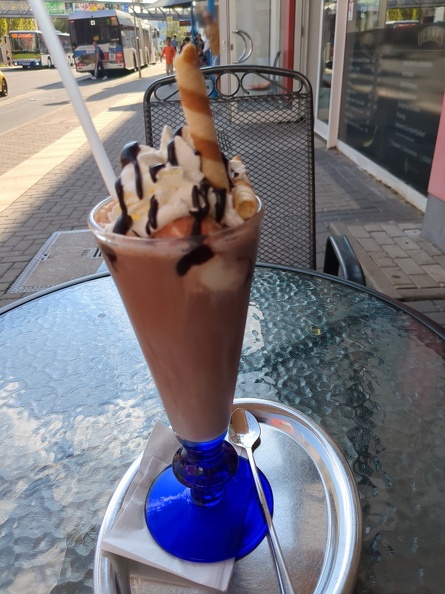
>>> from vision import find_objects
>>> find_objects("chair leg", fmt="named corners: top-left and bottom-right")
top-left (323, 235), bottom-right (366, 286)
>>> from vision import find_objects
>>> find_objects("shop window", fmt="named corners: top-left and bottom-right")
top-left (339, 0), bottom-right (445, 194)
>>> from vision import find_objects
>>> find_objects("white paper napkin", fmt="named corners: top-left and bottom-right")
top-left (101, 422), bottom-right (235, 592)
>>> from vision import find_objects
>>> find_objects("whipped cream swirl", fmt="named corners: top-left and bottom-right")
top-left (108, 126), bottom-right (249, 237)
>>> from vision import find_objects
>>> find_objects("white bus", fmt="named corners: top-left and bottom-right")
top-left (9, 30), bottom-right (74, 69)
top-left (69, 9), bottom-right (157, 74)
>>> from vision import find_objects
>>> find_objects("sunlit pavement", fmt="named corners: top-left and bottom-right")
top-left (0, 61), bottom-right (444, 325)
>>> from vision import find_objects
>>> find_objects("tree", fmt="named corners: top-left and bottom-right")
top-left (53, 18), bottom-right (68, 33)
top-left (0, 17), bottom-right (68, 38)
top-left (0, 18), bottom-right (36, 38)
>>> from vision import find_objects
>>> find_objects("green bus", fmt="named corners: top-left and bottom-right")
top-left (9, 30), bottom-right (73, 69)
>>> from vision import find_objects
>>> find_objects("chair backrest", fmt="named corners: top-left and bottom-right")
top-left (143, 65), bottom-right (315, 269)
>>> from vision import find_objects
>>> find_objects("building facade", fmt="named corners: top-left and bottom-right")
top-left (212, 0), bottom-right (445, 248)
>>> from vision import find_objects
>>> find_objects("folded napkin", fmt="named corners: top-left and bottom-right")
top-left (101, 422), bottom-right (235, 592)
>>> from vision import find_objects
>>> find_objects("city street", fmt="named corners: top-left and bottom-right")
top-left (0, 66), bottom-right (136, 135)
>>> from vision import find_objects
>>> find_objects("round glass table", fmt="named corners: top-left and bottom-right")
top-left (1, 266), bottom-right (444, 593)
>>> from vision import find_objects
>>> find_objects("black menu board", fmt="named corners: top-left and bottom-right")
top-left (339, 25), bottom-right (445, 194)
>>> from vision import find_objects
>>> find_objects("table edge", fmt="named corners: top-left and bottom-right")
top-left (1, 265), bottom-right (444, 340)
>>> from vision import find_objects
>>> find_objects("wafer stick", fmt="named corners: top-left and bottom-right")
top-left (231, 156), bottom-right (258, 220)
top-left (232, 182), bottom-right (258, 220)
top-left (175, 45), bottom-right (229, 191)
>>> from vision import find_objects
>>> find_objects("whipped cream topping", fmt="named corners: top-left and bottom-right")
top-left (108, 126), bottom-right (249, 237)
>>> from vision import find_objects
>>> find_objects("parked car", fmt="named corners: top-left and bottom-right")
top-left (0, 70), bottom-right (8, 97)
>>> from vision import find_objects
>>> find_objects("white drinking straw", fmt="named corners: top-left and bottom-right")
top-left (29, 0), bottom-right (117, 200)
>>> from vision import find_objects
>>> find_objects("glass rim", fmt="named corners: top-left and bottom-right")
top-left (88, 195), bottom-right (264, 245)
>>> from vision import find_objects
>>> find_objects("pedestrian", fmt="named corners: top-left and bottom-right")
top-left (91, 39), bottom-right (107, 81)
top-left (6, 49), bottom-right (11, 67)
top-left (203, 10), bottom-right (220, 66)
top-left (171, 34), bottom-right (178, 51)
top-left (179, 37), bottom-right (191, 54)
top-left (161, 37), bottom-right (176, 75)
top-left (195, 34), bottom-right (206, 66)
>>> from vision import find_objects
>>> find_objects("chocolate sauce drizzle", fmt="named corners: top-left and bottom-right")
top-left (149, 163), bottom-right (165, 182)
top-left (190, 183), bottom-right (211, 236)
top-left (167, 139), bottom-right (179, 166)
top-left (176, 245), bottom-right (214, 277)
top-left (101, 244), bottom-right (118, 271)
top-left (214, 188), bottom-right (226, 223)
top-left (121, 142), bottom-right (143, 199)
top-left (112, 177), bottom-right (133, 236)
top-left (113, 142), bottom-right (143, 235)
top-left (148, 196), bottom-right (158, 230)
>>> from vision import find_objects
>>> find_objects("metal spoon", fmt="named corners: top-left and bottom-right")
top-left (229, 408), bottom-right (295, 594)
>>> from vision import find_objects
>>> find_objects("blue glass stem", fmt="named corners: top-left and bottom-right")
top-left (172, 433), bottom-right (239, 505)
top-left (146, 431), bottom-right (274, 562)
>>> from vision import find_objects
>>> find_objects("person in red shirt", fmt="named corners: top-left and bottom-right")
top-left (161, 37), bottom-right (176, 75)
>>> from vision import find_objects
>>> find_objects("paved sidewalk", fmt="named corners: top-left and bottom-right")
top-left (0, 67), bottom-right (444, 326)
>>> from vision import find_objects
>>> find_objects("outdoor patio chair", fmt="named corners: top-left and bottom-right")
top-left (143, 65), bottom-right (365, 285)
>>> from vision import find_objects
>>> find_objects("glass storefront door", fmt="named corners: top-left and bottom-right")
top-left (317, 1), bottom-right (337, 123)
top-left (228, 0), bottom-right (283, 67)
top-left (195, 0), bottom-right (283, 67)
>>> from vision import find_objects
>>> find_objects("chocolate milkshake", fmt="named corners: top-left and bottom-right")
top-left (90, 190), bottom-right (262, 442)
top-left (89, 44), bottom-right (263, 444)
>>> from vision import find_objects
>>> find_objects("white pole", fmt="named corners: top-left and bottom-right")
top-left (132, 0), bottom-right (142, 79)
top-left (28, 0), bottom-right (117, 199)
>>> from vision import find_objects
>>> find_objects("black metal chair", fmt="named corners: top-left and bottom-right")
top-left (143, 65), bottom-right (365, 285)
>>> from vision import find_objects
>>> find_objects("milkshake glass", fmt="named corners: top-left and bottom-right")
top-left (89, 196), bottom-right (272, 562)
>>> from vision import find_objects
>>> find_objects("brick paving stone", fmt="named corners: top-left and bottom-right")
top-left (373, 257), bottom-right (396, 268)
top-left (382, 244), bottom-right (409, 259)
top-left (422, 265), bottom-right (445, 284)
top-left (393, 258), bottom-right (424, 276)
top-left (405, 229), bottom-right (422, 239)
top-left (410, 250), bottom-right (436, 266)
top-left (0, 263), bottom-right (12, 276)
top-left (433, 255), bottom-right (445, 267)
top-left (409, 300), bottom-right (438, 313)
top-left (363, 224), bottom-right (383, 232)
top-left (380, 223), bottom-right (406, 238)
top-left (356, 237), bottom-right (381, 252)
top-left (370, 231), bottom-right (395, 245)
top-left (418, 241), bottom-right (442, 256)
top-left (381, 267), bottom-right (415, 287)
top-left (399, 223), bottom-right (419, 230)
top-left (394, 236), bottom-right (420, 251)
top-left (410, 275), bottom-right (438, 289)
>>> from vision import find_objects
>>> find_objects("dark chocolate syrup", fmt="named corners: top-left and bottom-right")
top-left (120, 141), bottom-right (143, 199)
top-left (176, 245), bottom-right (214, 276)
top-left (112, 177), bottom-right (133, 235)
top-left (190, 184), bottom-right (211, 236)
top-left (148, 196), bottom-right (159, 230)
top-left (101, 244), bottom-right (118, 271)
top-left (214, 188), bottom-right (226, 223)
top-left (167, 139), bottom-right (179, 166)
top-left (149, 163), bottom-right (165, 183)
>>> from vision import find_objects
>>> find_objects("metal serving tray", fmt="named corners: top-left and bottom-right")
top-left (94, 398), bottom-right (362, 593)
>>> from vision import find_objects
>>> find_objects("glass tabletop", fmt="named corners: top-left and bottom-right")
top-left (1, 268), bottom-right (444, 593)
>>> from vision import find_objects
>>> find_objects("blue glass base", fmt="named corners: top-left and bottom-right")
top-left (145, 447), bottom-right (273, 563)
